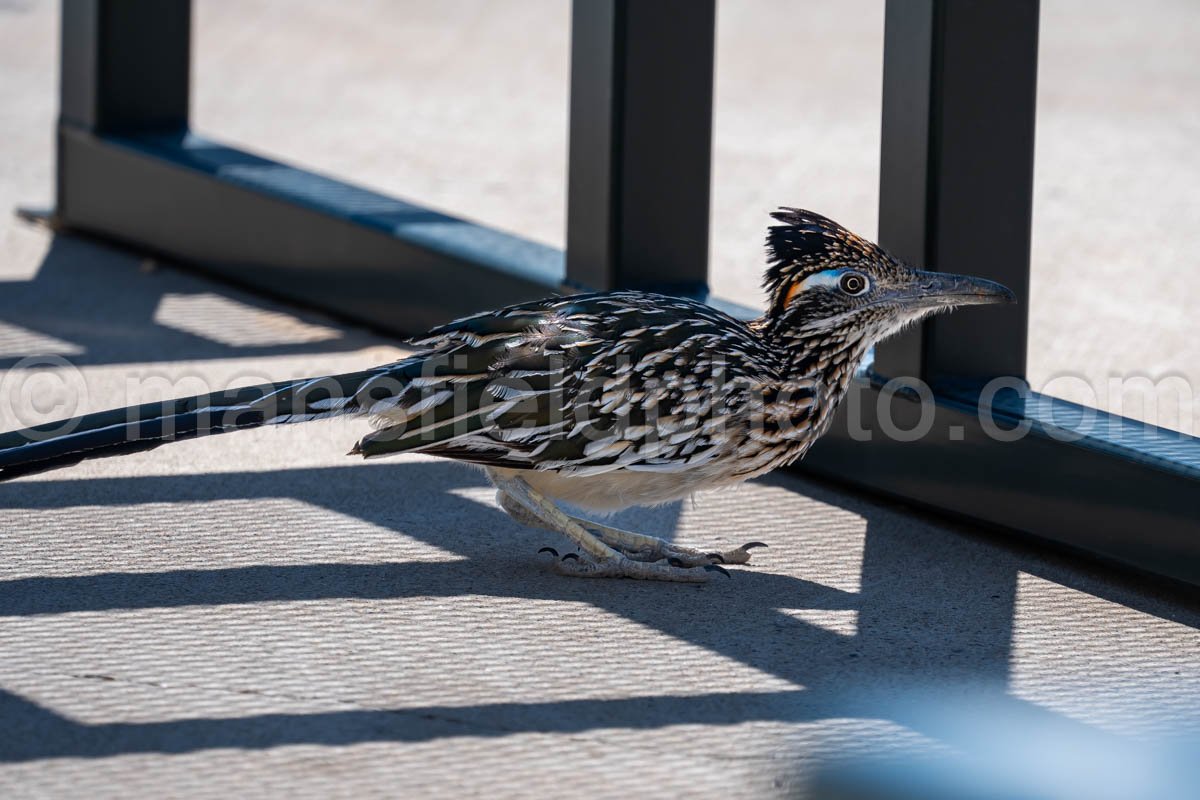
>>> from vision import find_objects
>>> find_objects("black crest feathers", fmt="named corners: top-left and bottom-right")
top-left (763, 207), bottom-right (896, 303)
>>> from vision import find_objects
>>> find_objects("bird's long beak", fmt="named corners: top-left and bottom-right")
top-left (902, 270), bottom-right (1017, 309)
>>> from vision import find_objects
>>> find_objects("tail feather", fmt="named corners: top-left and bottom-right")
top-left (0, 367), bottom-right (395, 482)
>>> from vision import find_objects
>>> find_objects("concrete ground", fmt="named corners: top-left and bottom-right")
top-left (2, 2), bottom-right (1199, 798)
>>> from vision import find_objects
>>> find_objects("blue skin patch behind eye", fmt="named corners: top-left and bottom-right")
top-left (798, 269), bottom-right (851, 292)
top-left (785, 269), bottom-right (870, 306)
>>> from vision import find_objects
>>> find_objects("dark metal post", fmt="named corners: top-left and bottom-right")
top-left (874, 0), bottom-right (1039, 384)
top-left (59, 0), bottom-right (191, 134)
top-left (565, 0), bottom-right (716, 293)
top-left (58, 0), bottom-right (191, 224)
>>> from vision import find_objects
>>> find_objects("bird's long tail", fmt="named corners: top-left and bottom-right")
top-left (0, 365), bottom-right (407, 482)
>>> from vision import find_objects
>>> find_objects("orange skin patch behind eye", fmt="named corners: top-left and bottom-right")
top-left (783, 281), bottom-right (803, 307)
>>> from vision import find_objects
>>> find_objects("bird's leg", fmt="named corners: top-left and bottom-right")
top-left (496, 489), bottom-right (554, 531)
top-left (489, 471), bottom-right (726, 582)
top-left (496, 487), bottom-right (764, 566)
top-left (571, 518), bottom-right (767, 567)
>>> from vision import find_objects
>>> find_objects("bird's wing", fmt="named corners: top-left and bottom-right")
top-left (350, 294), bottom-right (603, 461)
top-left (356, 292), bottom-right (777, 475)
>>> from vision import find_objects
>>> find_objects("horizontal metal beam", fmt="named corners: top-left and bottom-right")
top-left (804, 373), bottom-right (1200, 588)
top-left (56, 129), bottom-right (566, 334)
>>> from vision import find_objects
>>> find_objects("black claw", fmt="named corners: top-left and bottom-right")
top-left (538, 547), bottom-right (559, 557)
top-left (705, 553), bottom-right (726, 564)
top-left (704, 564), bottom-right (732, 578)
top-left (561, 553), bottom-right (580, 562)
top-left (668, 557), bottom-right (686, 567)
top-left (741, 542), bottom-right (768, 551)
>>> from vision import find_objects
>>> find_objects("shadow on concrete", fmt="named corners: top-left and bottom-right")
top-left (3, 460), bottom-right (1195, 764)
top-left (0, 233), bottom-right (376, 369)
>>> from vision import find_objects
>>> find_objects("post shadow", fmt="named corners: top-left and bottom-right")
top-left (0, 232), bottom-right (375, 370)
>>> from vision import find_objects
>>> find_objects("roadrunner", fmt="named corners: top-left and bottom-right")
top-left (0, 209), bottom-right (1013, 581)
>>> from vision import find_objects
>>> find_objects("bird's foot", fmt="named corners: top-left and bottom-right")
top-left (593, 533), bottom-right (768, 567)
top-left (494, 481), bottom-right (767, 574)
top-left (698, 541), bottom-right (768, 566)
top-left (569, 517), bottom-right (767, 567)
top-left (537, 548), bottom-right (728, 582)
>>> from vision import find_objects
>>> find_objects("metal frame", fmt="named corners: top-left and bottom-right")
top-left (49, 0), bottom-right (1200, 586)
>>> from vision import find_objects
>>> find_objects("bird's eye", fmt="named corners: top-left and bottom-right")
top-left (839, 272), bottom-right (869, 296)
